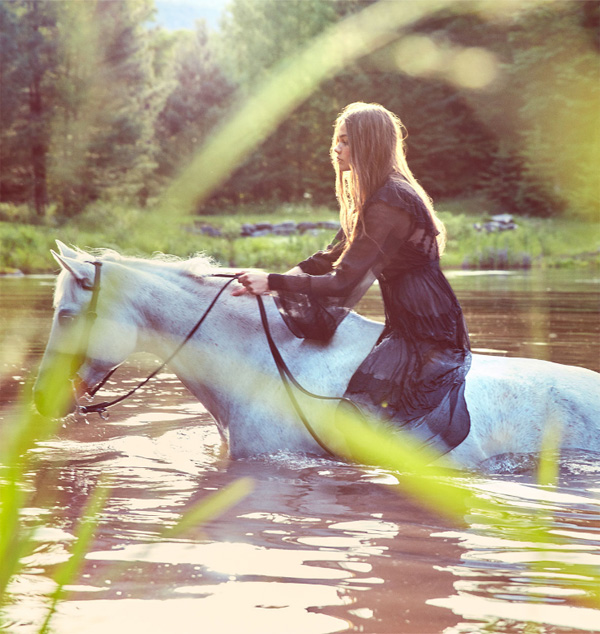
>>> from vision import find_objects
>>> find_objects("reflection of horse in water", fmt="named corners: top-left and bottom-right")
top-left (34, 242), bottom-right (600, 469)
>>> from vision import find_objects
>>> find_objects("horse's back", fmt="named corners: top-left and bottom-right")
top-left (288, 309), bottom-right (383, 395)
top-left (457, 354), bottom-right (600, 464)
top-left (468, 353), bottom-right (600, 404)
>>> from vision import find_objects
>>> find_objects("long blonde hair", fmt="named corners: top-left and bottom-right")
top-left (331, 102), bottom-right (446, 253)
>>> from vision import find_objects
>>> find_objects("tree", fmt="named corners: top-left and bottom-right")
top-left (49, 0), bottom-right (167, 215)
top-left (0, 0), bottom-right (57, 217)
top-left (507, 2), bottom-right (600, 217)
top-left (211, 0), bottom-right (502, 208)
top-left (154, 22), bottom-right (234, 185)
top-left (0, 2), bottom-right (26, 203)
top-left (1, 0), bottom-right (170, 217)
top-left (412, 1), bottom-right (600, 216)
top-left (208, 0), bottom-right (339, 208)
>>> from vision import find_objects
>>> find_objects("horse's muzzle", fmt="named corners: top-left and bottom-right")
top-left (33, 353), bottom-right (87, 419)
top-left (33, 381), bottom-right (76, 419)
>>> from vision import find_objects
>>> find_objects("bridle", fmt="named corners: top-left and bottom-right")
top-left (69, 261), bottom-right (352, 457)
top-left (73, 263), bottom-right (238, 419)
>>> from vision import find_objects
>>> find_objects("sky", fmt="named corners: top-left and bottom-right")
top-left (153, 0), bottom-right (229, 30)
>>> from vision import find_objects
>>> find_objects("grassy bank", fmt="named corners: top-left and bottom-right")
top-left (0, 200), bottom-right (598, 274)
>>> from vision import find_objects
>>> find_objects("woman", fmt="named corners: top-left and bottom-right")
top-left (234, 102), bottom-right (471, 455)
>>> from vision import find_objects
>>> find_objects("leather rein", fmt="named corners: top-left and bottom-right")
top-left (74, 264), bottom-right (238, 418)
top-left (72, 262), bottom-right (345, 456)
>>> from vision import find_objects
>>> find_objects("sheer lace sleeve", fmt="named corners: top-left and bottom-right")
top-left (268, 202), bottom-right (411, 340)
top-left (296, 228), bottom-right (345, 275)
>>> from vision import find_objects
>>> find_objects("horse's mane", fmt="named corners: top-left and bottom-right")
top-left (75, 246), bottom-right (221, 278)
top-left (53, 244), bottom-right (234, 310)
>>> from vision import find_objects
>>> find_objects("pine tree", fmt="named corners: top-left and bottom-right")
top-left (155, 22), bottom-right (234, 185)
top-left (49, 0), bottom-right (168, 215)
top-left (0, 2), bottom-right (26, 203)
top-left (211, 0), bottom-right (339, 207)
top-left (0, 0), bottom-right (57, 217)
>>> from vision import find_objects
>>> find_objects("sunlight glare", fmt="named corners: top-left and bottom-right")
top-left (429, 593), bottom-right (600, 632)
top-left (52, 593), bottom-right (349, 634)
top-left (393, 35), bottom-right (498, 89)
top-left (88, 540), bottom-right (355, 580)
top-left (449, 47), bottom-right (498, 89)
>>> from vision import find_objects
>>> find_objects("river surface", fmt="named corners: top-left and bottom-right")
top-left (1, 269), bottom-right (599, 634)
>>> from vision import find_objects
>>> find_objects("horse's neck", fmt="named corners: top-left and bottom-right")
top-left (126, 265), bottom-right (276, 382)
top-left (125, 266), bottom-right (237, 348)
top-left (123, 261), bottom-right (383, 418)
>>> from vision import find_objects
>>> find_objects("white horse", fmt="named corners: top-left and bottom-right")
top-left (33, 242), bottom-right (600, 469)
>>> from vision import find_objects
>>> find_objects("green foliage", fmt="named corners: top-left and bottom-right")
top-left (74, 201), bottom-right (146, 235)
top-left (48, 0), bottom-right (167, 214)
top-left (439, 212), bottom-right (600, 270)
top-left (219, 0), bottom-right (337, 83)
top-left (0, 0), bottom-right (58, 215)
top-left (207, 0), bottom-right (599, 215)
top-left (0, 203), bottom-right (38, 224)
top-left (0, 364), bottom-right (69, 613)
top-left (232, 234), bottom-right (329, 270)
top-left (154, 23), bottom-right (234, 183)
top-left (1, 1), bottom-right (598, 222)
top-left (0, 223), bottom-right (55, 273)
top-left (0, 0), bottom-right (170, 218)
top-left (208, 0), bottom-right (340, 206)
top-left (506, 3), bottom-right (600, 220)
top-left (38, 479), bottom-right (111, 634)
top-left (1, 203), bottom-right (598, 274)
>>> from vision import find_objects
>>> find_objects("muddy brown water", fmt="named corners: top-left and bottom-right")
top-left (1, 269), bottom-right (599, 633)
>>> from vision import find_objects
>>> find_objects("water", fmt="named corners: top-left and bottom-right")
top-left (1, 269), bottom-right (599, 634)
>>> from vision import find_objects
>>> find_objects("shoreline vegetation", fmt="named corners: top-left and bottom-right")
top-left (0, 200), bottom-right (598, 275)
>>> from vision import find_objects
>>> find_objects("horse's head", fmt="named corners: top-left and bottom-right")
top-left (33, 241), bottom-right (139, 418)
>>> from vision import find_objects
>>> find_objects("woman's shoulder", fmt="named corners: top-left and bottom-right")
top-left (367, 175), bottom-right (428, 217)
top-left (366, 175), bottom-right (438, 238)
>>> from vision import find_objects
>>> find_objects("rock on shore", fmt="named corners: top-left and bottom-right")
top-left (193, 220), bottom-right (340, 238)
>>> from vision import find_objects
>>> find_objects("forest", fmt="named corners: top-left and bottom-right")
top-left (0, 0), bottom-right (599, 224)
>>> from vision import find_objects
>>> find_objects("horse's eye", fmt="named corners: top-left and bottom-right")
top-left (58, 312), bottom-right (76, 327)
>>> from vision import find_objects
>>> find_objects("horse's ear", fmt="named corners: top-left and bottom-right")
top-left (51, 251), bottom-right (94, 286)
top-left (55, 240), bottom-right (80, 260)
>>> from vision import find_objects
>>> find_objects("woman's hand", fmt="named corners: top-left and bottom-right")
top-left (232, 270), bottom-right (270, 296)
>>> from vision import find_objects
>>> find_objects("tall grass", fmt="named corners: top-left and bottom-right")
top-left (0, 358), bottom-right (254, 632)
top-left (2, 0), bottom-right (599, 629)
top-left (440, 212), bottom-right (600, 269)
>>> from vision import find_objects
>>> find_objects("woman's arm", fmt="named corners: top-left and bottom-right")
top-left (268, 202), bottom-right (408, 297)
top-left (233, 230), bottom-right (343, 297)
top-left (232, 264), bottom-right (305, 296)
top-left (285, 265), bottom-right (306, 276)
top-left (296, 228), bottom-right (345, 275)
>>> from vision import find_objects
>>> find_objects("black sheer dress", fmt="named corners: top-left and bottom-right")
top-left (268, 175), bottom-right (471, 454)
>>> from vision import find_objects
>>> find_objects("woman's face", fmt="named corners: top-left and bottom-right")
top-left (333, 122), bottom-right (351, 172)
